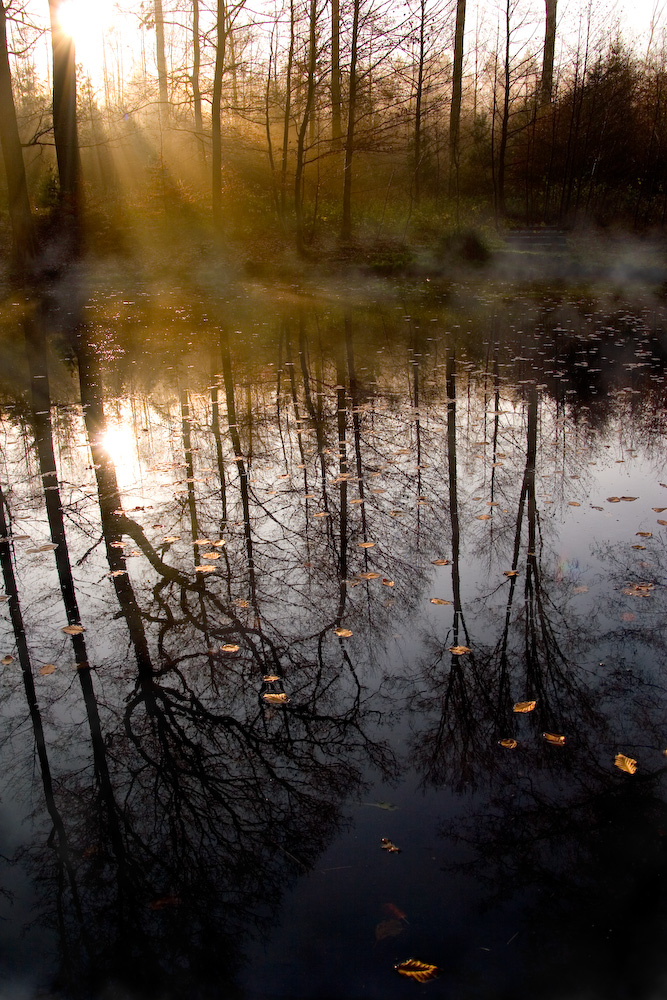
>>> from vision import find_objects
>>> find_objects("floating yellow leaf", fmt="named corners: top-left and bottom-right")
top-left (313, 511), bottom-right (330, 518)
top-left (430, 598), bottom-right (451, 605)
top-left (543, 732), bottom-right (565, 745)
top-left (375, 919), bottom-right (404, 941)
top-left (607, 497), bottom-right (621, 503)
top-left (503, 570), bottom-right (519, 577)
top-left (431, 559), bottom-right (449, 566)
top-left (263, 674), bottom-right (280, 682)
top-left (658, 520), bottom-right (667, 526)
top-left (40, 663), bottom-right (56, 675)
top-left (498, 738), bottom-right (518, 749)
top-left (62, 624), bottom-right (85, 635)
top-left (193, 538), bottom-right (212, 546)
top-left (513, 700), bottom-right (536, 713)
top-left (358, 572), bottom-right (380, 580)
top-left (382, 579), bottom-right (394, 587)
top-left (449, 645), bottom-right (471, 655)
top-left (395, 959), bottom-right (439, 983)
top-left (358, 541), bottom-right (375, 548)
top-left (220, 644), bottom-right (239, 653)
top-left (381, 838), bottom-right (401, 853)
top-left (573, 585), bottom-right (588, 594)
top-left (652, 507), bottom-right (666, 513)
top-left (476, 514), bottom-right (492, 520)
top-left (636, 532), bottom-right (652, 538)
top-left (568, 502), bottom-right (581, 507)
top-left (202, 552), bottom-right (220, 560)
top-left (614, 753), bottom-right (637, 774)
top-left (162, 536), bottom-right (181, 543)
top-left (1, 655), bottom-right (13, 665)
top-left (335, 627), bottom-right (353, 637)
top-left (263, 692), bottom-right (290, 705)
top-left (620, 497), bottom-right (638, 502)
top-left (194, 565), bottom-right (216, 573)
top-left (632, 545), bottom-right (646, 550)
top-left (108, 569), bottom-right (127, 577)
top-left (212, 539), bottom-right (226, 547)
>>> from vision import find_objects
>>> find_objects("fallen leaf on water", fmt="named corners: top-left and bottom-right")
top-left (62, 624), bottom-right (85, 635)
top-left (381, 837), bottom-right (401, 853)
top-left (162, 536), bottom-right (181, 543)
top-left (513, 700), bottom-right (536, 713)
top-left (202, 552), bottom-right (220, 560)
top-left (449, 645), bottom-right (471, 655)
top-left (623, 582), bottom-right (654, 597)
top-left (358, 541), bottom-right (375, 548)
top-left (194, 565), bottom-right (216, 573)
top-left (0, 595), bottom-right (8, 602)
top-left (395, 960), bottom-right (439, 983)
top-left (607, 497), bottom-right (621, 503)
top-left (382, 579), bottom-right (394, 587)
top-left (40, 663), bottom-right (56, 675)
top-left (430, 598), bottom-right (451, 605)
top-left (358, 572), bottom-right (380, 580)
top-left (658, 520), bottom-right (667, 526)
top-left (263, 674), bottom-right (280, 682)
top-left (504, 570), bottom-right (519, 577)
top-left (476, 514), bottom-right (492, 520)
top-left (636, 532), bottom-right (653, 538)
top-left (376, 919), bottom-right (404, 941)
top-left (313, 511), bottom-right (330, 518)
top-left (220, 644), bottom-right (239, 653)
top-left (652, 508), bottom-right (666, 513)
top-left (212, 539), bottom-right (226, 547)
top-left (194, 538), bottom-right (212, 546)
top-left (543, 732), bottom-right (565, 745)
top-left (335, 627), bottom-right (353, 637)
top-left (1, 655), bottom-right (13, 665)
top-left (498, 738), bottom-right (518, 749)
top-left (615, 753), bottom-right (637, 774)
top-left (384, 903), bottom-right (408, 921)
top-left (263, 692), bottom-right (290, 705)
top-left (431, 559), bottom-right (449, 566)
top-left (568, 502), bottom-right (581, 507)
top-left (621, 497), bottom-right (638, 502)
top-left (149, 895), bottom-right (181, 910)
top-left (632, 545), bottom-right (646, 550)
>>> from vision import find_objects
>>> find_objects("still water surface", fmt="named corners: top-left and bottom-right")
top-left (0, 280), bottom-right (666, 1000)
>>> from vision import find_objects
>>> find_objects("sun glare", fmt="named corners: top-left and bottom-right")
top-left (101, 422), bottom-right (135, 468)
top-left (57, 0), bottom-right (115, 62)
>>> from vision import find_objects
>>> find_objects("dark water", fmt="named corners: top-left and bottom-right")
top-left (1, 277), bottom-right (667, 1000)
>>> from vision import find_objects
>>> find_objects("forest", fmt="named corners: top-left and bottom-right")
top-left (0, 0), bottom-right (666, 278)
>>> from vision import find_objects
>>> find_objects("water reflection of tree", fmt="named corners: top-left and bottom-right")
top-left (3, 310), bottom-right (402, 998)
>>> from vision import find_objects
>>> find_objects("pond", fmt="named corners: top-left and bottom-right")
top-left (1, 275), bottom-right (667, 1000)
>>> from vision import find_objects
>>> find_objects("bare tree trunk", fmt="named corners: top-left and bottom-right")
top-left (331, 0), bottom-right (342, 142)
top-left (448, 0), bottom-right (466, 198)
top-left (192, 0), bottom-right (202, 133)
top-left (540, 0), bottom-right (557, 105)
top-left (212, 0), bottom-right (226, 226)
top-left (294, 0), bottom-right (316, 254)
top-left (414, 0), bottom-right (426, 204)
top-left (48, 0), bottom-right (80, 212)
top-left (496, 0), bottom-right (511, 218)
top-left (153, 0), bottom-right (169, 120)
top-left (0, 1), bottom-right (34, 273)
top-left (341, 0), bottom-right (360, 242)
top-left (280, 0), bottom-right (295, 218)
